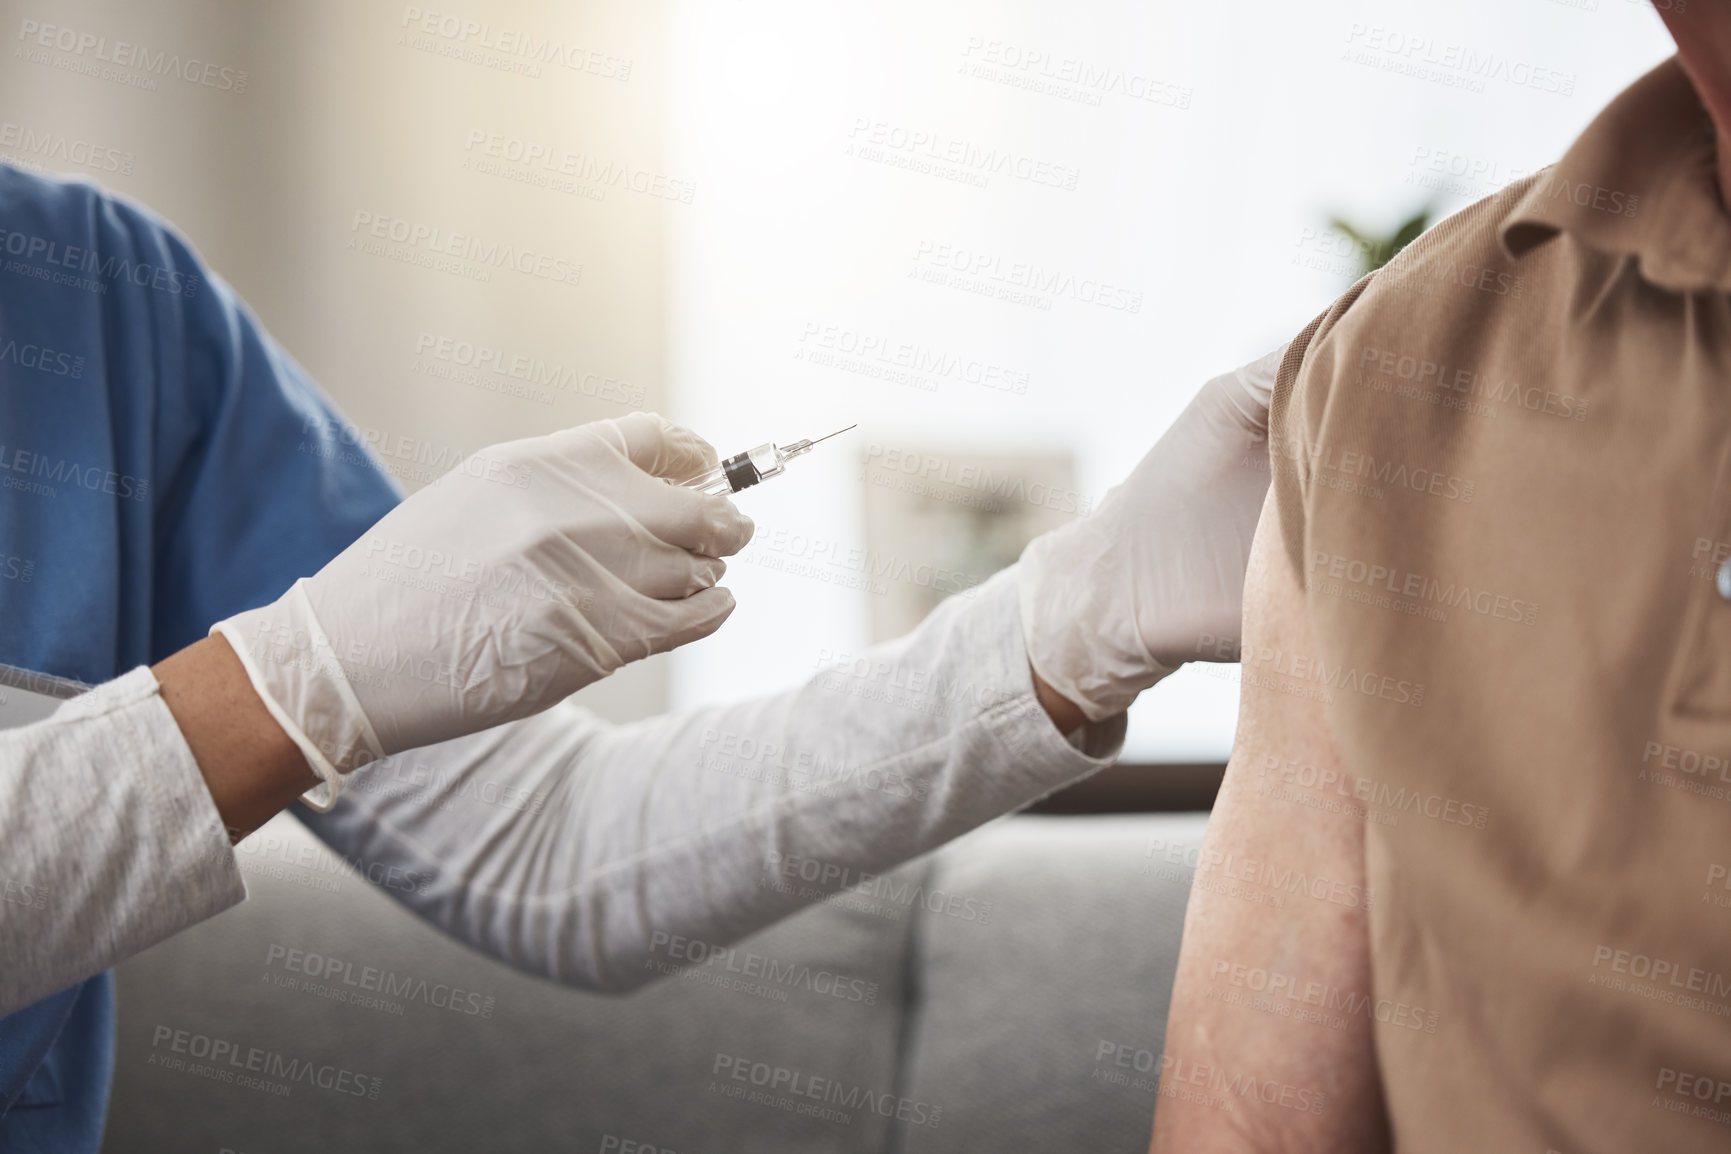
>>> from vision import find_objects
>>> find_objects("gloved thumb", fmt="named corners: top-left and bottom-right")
top-left (609, 412), bottom-right (721, 482)
top-left (1203, 342), bottom-right (1287, 436)
top-left (650, 585), bottom-right (739, 652)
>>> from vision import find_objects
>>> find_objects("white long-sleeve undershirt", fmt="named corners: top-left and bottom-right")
top-left (0, 565), bottom-right (1122, 1014)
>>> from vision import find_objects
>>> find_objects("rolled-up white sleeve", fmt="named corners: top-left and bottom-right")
top-left (298, 564), bottom-right (1124, 991)
top-left (0, 667), bottom-right (246, 1016)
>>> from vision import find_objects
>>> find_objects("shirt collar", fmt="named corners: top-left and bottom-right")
top-left (1500, 56), bottom-right (1731, 293)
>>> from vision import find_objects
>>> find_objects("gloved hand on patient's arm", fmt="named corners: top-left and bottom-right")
top-left (208, 412), bottom-right (756, 810)
top-left (1019, 344), bottom-right (1286, 723)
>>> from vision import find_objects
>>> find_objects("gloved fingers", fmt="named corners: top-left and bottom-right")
top-left (606, 411), bottom-right (721, 482)
top-left (695, 557), bottom-right (727, 591)
top-left (653, 584), bottom-right (739, 649)
top-left (632, 482), bottom-right (756, 558)
top-left (1233, 342), bottom-right (1288, 411)
top-left (1186, 379), bottom-right (1257, 444)
top-left (594, 581), bottom-right (739, 661)
top-left (622, 549), bottom-right (727, 600)
top-left (1205, 342), bottom-right (1288, 434)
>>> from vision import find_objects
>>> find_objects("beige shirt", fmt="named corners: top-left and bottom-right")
top-left (1270, 57), bottom-right (1731, 1151)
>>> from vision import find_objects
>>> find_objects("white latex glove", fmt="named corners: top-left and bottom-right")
top-left (215, 412), bottom-right (754, 809)
top-left (1018, 345), bottom-right (1287, 722)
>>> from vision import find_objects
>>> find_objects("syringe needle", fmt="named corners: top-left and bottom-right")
top-left (805, 423), bottom-right (858, 447)
top-left (778, 424), bottom-right (858, 459)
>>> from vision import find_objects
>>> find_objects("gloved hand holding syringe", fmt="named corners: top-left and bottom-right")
top-left (682, 425), bottom-right (857, 495)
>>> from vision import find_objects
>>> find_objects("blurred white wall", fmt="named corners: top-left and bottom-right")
top-left (661, 0), bottom-right (1674, 759)
top-left (0, 0), bottom-right (1677, 752)
top-left (0, 0), bottom-right (680, 721)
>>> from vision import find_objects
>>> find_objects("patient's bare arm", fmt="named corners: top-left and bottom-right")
top-left (1149, 491), bottom-right (1390, 1153)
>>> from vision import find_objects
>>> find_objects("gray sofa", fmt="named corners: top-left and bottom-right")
top-left (104, 811), bottom-right (1206, 1153)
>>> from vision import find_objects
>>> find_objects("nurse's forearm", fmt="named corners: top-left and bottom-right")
top-left (147, 628), bottom-right (1079, 848)
top-left (0, 631), bottom-right (303, 1012)
top-left (296, 565), bottom-right (1122, 992)
top-left (0, 668), bottom-right (247, 1016)
top-left (1031, 667), bottom-right (1087, 734)
top-left (154, 633), bottom-right (320, 841)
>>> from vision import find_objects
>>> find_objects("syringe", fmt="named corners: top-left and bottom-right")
top-left (683, 425), bottom-right (857, 496)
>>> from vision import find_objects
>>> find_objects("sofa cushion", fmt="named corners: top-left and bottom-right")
top-left (106, 812), bottom-right (921, 1154)
top-left (888, 814), bottom-right (1206, 1154)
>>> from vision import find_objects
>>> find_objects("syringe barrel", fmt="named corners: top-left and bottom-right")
top-left (743, 443), bottom-right (784, 482)
top-left (682, 464), bottom-right (734, 495)
top-left (682, 442), bottom-right (782, 494)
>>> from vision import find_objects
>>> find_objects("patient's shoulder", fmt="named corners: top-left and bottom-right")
top-left (1271, 170), bottom-right (1605, 514)
top-left (1278, 169), bottom-right (1553, 425)
top-left (1260, 166), bottom-right (1624, 609)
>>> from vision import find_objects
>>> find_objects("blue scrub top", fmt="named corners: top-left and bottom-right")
top-left (0, 163), bottom-right (401, 1150)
